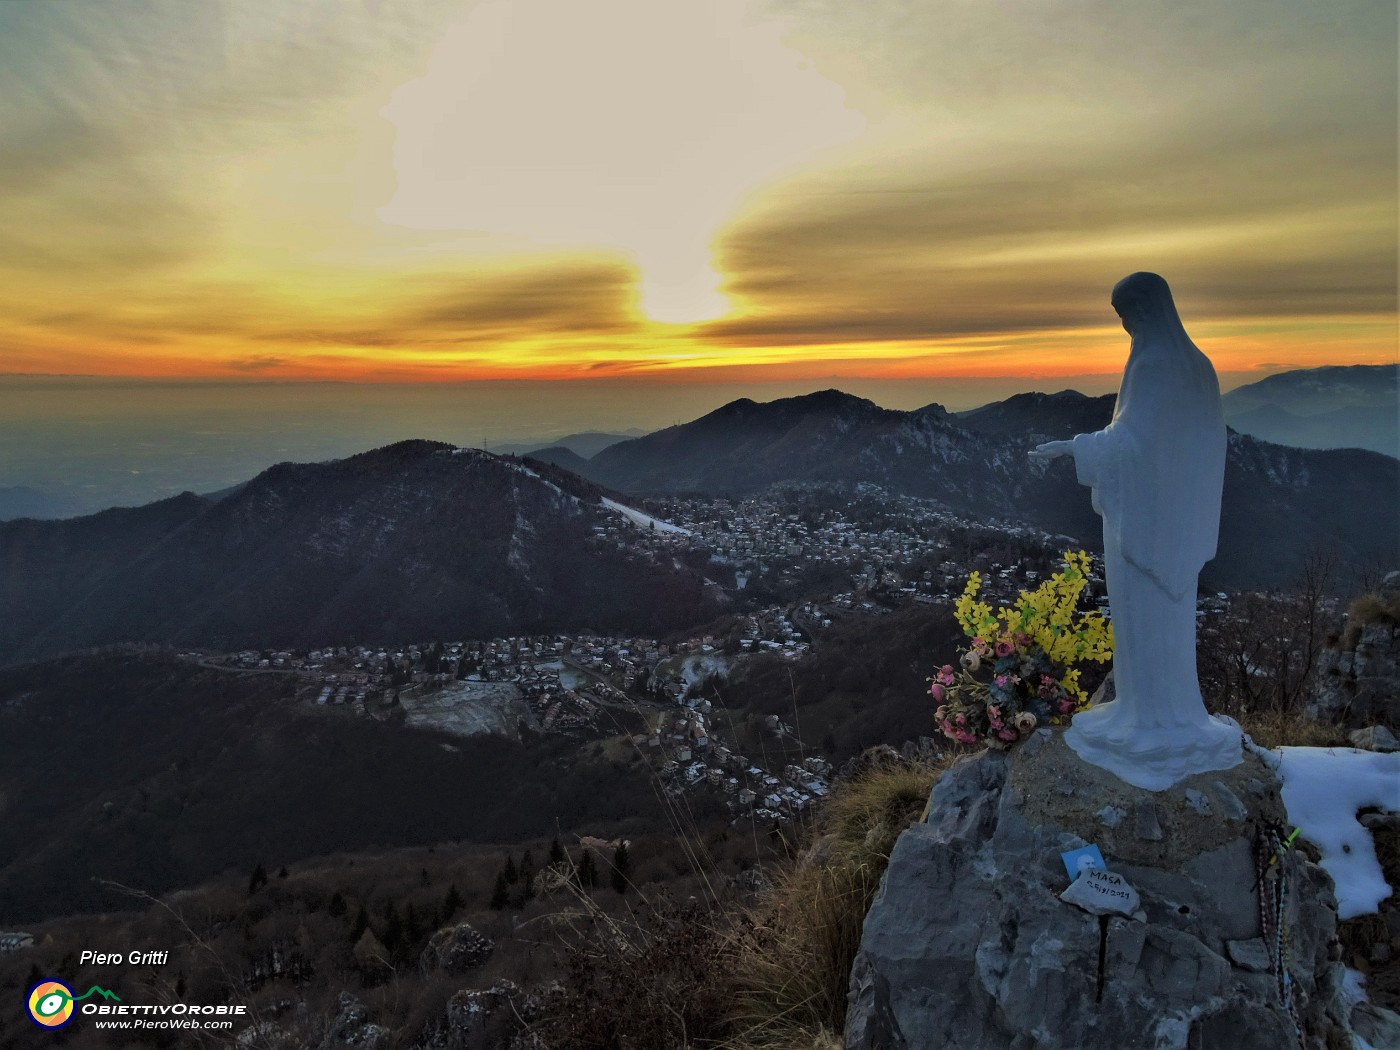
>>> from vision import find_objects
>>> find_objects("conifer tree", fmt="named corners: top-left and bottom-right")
top-left (442, 883), bottom-right (464, 920)
top-left (549, 837), bottom-right (565, 866)
top-left (610, 843), bottom-right (631, 895)
top-left (349, 905), bottom-right (369, 943)
top-left (503, 854), bottom-right (519, 884)
top-left (381, 901), bottom-right (402, 952)
top-left (520, 849), bottom-right (536, 903)
top-left (490, 872), bottom-right (510, 910)
top-left (248, 862), bottom-right (268, 895)
top-left (402, 902), bottom-right (422, 954)
top-left (327, 891), bottom-right (347, 918)
top-left (577, 849), bottom-right (599, 889)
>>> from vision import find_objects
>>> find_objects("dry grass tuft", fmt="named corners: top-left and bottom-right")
top-left (1235, 708), bottom-right (1349, 750)
top-left (1340, 592), bottom-right (1400, 650)
top-left (721, 759), bottom-right (947, 1050)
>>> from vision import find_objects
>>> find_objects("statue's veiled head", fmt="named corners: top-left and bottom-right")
top-left (1111, 272), bottom-right (1186, 338)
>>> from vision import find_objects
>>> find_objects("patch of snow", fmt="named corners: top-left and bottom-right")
top-left (1278, 746), bottom-right (1400, 918)
top-left (600, 497), bottom-right (690, 535)
top-left (401, 681), bottom-right (529, 740)
top-left (676, 653), bottom-right (729, 688)
top-left (1343, 967), bottom-right (1369, 1006)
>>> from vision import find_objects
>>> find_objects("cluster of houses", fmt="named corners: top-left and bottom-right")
top-left (597, 484), bottom-right (1096, 611)
top-left (655, 722), bottom-right (836, 824)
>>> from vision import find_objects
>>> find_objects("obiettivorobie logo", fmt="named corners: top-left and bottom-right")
top-left (27, 980), bottom-right (121, 1029)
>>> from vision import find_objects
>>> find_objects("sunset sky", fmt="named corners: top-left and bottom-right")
top-left (0, 0), bottom-right (1395, 386)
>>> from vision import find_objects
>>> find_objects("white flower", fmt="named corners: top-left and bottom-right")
top-left (960, 651), bottom-right (981, 672)
top-left (1014, 711), bottom-right (1037, 732)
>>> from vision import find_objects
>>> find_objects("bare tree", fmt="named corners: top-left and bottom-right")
top-left (1198, 548), bottom-right (1338, 719)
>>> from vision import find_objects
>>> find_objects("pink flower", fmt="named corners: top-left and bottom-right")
top-left (954, 730), bottom-right (978, 745)
top-left (995, 641), bottom-right (1014, 657)
top-left (930, 682), bottom-right (946, 703)
top-left (972, 637), bottom-right (990, 655)
top-left (937, 665), bottom-right (956, 686)
top-left (997, 728), bottom-right (1018, 742)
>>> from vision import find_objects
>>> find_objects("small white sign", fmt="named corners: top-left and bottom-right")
top-left (1059, 867), bottom-right (1140, 917)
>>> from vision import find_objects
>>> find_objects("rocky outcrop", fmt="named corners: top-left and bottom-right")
top-left (846, 729), bottom-right (1353, 1050)
top-left (1310, 573), bottom-right (1400, 730)
top-left (324, 991), bottom-right (389, 1049)
top-left (1312, 622), bottom-right (1400, 729)
top-left (419, 923), bottom-right (494, 975)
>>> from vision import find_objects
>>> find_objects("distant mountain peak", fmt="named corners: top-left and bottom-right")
top-left (1223, 363), bottom-right (1397, 456)
top-left (789, 388), bottom-right (876, 409)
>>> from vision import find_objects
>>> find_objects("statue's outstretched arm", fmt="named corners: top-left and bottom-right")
top-left (1028, 439), bottom-right (1073, 461)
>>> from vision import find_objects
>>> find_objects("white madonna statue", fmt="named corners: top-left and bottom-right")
top-left (1030, 272), bottom-right (1242, 790)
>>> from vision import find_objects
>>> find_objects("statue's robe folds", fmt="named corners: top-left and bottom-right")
top-left (1064, 273), bottom-right (1241, 790)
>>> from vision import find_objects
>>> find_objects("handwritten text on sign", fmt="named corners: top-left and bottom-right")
top-left (1059, 868), bottom-right (1141, 917)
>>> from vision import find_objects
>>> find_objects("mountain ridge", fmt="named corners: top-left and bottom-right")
top-left (578, 388), bottom-right (1396, 589)
top-left (0, 441), bottom-right (717, 665)
top-left (1221, 364), bottom-right (1398, 456)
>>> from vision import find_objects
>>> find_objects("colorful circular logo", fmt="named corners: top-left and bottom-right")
top-left (28, 980), bottom-right (75, 1029)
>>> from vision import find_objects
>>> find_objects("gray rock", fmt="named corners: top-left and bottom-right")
top-left (1096, 804), bottom-right (1126, 828)
top-left (1183, 788), bottom-right (1212, 815)
top-left (846, 730), bottom-right (1353, 1050)
top-left (1089, 669), bottom-right (1116, 707)
top-left (446, 979), bottom-right (544, 1031)
top-left (1059, 868), bottom-right (1140, 917)
top-left (1212, 780), bottom-right (1248, 821)
top-left (1352, 1002), bottom-right (1400, 1050)
top-left (1133, 800), bottom-right (1164, 841)
top-left (419, 923), bottom-right (494, 975)
top-left (1224, 937), bottom-right (1272, 972)
top-left (1361, 811), bottom-right (1400, 833)
top-left (325, 992), bottom-right (389, 1049)
top-left (837, 744), bottom-right (905, 781)
top-left (1308, 614), bottom-right (1400, 729)
top-left (1021, 726), bottom-right (1052, 758)
top-left (1350, 725), bottom-right (1400, 752)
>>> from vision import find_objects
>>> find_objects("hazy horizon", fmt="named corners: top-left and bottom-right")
top-left (3, 365), bottom-right (1393, 517)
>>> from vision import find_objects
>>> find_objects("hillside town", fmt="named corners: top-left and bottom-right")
top-left (596, 482), bottom-right (1087, 605)
top-left (184, 487), bottom-right (1121, 828)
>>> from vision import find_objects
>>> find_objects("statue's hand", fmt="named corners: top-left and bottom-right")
top-left (1029, 440), bottom-right (1073, 462)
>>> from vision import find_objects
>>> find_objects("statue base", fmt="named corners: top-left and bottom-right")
top-left (845, 730), bottom-right (1355, 1050)
top-left (1064, 701), bottom-right (1243, 791)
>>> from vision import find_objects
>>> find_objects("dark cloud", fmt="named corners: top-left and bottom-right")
top-left (402, 261), bottom-right (639, 343)
top-left (704, 125), bottom-right (1397, 347)
top-left (226, 355), bottom-right (286, 373)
